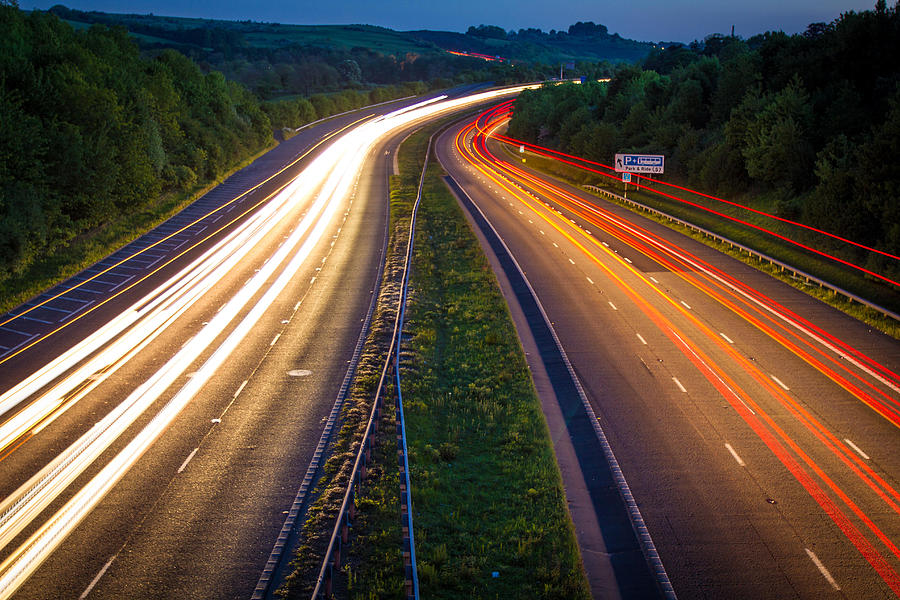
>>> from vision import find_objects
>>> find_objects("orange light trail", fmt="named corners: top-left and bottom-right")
top-left (453, 105), bottom-right (900, 595)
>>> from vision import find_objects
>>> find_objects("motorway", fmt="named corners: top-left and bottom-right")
top-left (0, 88), bottom-right (526, 599)
top-left (437, 107), bottom-right (900, 599)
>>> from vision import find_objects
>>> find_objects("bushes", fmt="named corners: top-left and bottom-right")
top-left (0, 6), bottom-right (272, 280)
top-left (508, 2), bottom-right (900, 259)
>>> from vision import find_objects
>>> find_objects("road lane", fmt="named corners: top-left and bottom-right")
top-left (0, 87), bottom-right (533, 599)
top-left (437, 112), bottom-right (900, 599)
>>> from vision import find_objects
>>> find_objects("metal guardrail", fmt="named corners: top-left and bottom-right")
top-left (309, 128), bottom-right (440, 600)
top-left (251, 182), bottom-right (390, 599)
top-left (583, 184), bottom-right (900, 323)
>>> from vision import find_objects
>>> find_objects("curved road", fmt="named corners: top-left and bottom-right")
top-left (437, 111), bottom-right (900, 599)
top-left (0, 88), bottom-right (520, 600)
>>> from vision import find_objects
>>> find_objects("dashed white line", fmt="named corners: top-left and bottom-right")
top-left (725, 443), bottom-right (746, 466)
top-left (805, 548), bottom-right (840, 590)
top-left (770, 375), bottom-right (790, 391)
top-left (649, 276), bottom-right (659, 284)
top-left (624, 257), bottom-right (633, 264)
top-left (539, 230), bottom-right (545, 235)
top-left (844, 438), bottom-right (870, 460)
top-left (270, 333), bottom-right (281, 346)
top-left (672, 377), bottom-right (687, 393)
top-left (681, 301), bottom-right (692, 310)
top-left (310, 276), bottom-right (317, 284)
top-left (568, 258), bottom-right (575, 265)
top-left (294, 300), bottom-right (302, 311)
top-left (636, 333), bottom-right (647, 345)
top-left (80, 556), bottom-right (116, 599)
top-left (233, 380), bottom-right (248, 398)
top-left (601, 242), bottom-right (609, 247)
top-left (553, 243), bottom-right (559, 248)
top-left (586, 276), bottom-right (594, 284)
top-left (608, 301), bottom-right (618, 311)
top-left (720, 333), bottom-right (734, 344)
top-left (177, 447), bottom-right (200, 474)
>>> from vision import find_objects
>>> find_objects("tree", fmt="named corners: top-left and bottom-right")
top-left (742, 77), bottom-right (815, 193)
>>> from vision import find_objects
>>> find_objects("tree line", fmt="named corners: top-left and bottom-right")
top-left (45, 6), bottom-right (554, 100)
top-left (0, 4), bottom-right (536, 283)
top-left (0, 3), bottom-right (277, 280)
top-left (507, 2), bottom-right (900, 267)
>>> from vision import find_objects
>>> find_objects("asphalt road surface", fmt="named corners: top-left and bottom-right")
top-left (437, 113), bottom-right (900, 600)
top-left (0, 88), bottom-right (512, 600)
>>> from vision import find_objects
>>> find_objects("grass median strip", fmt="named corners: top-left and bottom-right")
top-left (401, 159), bottom-right (589, 599)
top-left (279, 124), bottom-right (589, 598)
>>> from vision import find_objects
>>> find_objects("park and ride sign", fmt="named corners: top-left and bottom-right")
top-left (614, 153), bottom-right (665, 174)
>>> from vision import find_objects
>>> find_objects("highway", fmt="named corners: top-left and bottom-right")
top-left (437, 106), bottom-right (900, 599)
top-left (0, 88), bottom-right (529, 599)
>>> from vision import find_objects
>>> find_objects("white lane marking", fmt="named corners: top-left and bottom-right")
top-left (601, 242), bottom-right (609, 247)
top-left (649, 276), bottom-right (659, 284)
top-left (569, 258), bottom-right (575, 265)
top-left (624, 257), bottom-right (633, 264)
top-left (608, 302), bottom-right (618, 311)
top-left (636, 333), bottom-right (647, 345)
top-left (586, 277), bottom-right (594, 284)
top-left (539, 230), bottom-right (545, 235)
top-left (518, 210), bottom-right (523, 215)
top-left (585, 230), bottom-right (591, 235)
top-left (528, 219), bottom-right (533, 224)
top-left (294, 300), bottom-right (302, 311)
top-left (681, 301), bottom-right (692, 310)
top-left (844, 438), bottom-right (870, 460)
top-left (720, 333), bottom-right (734, 344)
top-left (770, 375), bottom-right (790, 391)
top-left (233, 380), bottom-right (248, 399)
top-left (553, 243), bottom-right (559, 248)
top-left (270, 333), bottom-right (281, 346)
top-left (672, 377), bottom-right (687, 393)
top-left (725, 443), bottom-right (746, 466)
top-left (668, 327), bottom-right (756, 415)
top-left (177, 447), bottom-right (200, 474)
top-left (805, 548), bottom-right (840, 590)
top-left (79, 556), bottom-right (116, 599)
top-left (310, 276), bottom-right (316, 284)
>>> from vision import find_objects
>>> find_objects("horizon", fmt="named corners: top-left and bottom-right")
top-left (18, 0), bottom-right (881, 44)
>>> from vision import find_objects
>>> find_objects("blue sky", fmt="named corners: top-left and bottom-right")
top-left (19, 0), bottom-right (881, 43)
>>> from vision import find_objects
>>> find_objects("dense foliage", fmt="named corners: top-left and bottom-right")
top-left (0, 3), bottom-right (272, 279)
top-left (46, 6), bottom-right (561, 100)
top-left (508, 2), bottom-right (900, 257)
top-left (416, 20), bottom-right (651, 63)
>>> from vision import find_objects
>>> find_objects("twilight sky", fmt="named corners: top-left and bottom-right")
top-left (19, 0), bottom-right (880, 43)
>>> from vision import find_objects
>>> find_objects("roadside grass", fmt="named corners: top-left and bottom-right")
top-left (400, 157), bottom-right (589, 599)
top-left (279, 123), bottom-right (589, 599)
top-left (506, 144), bottom-right (900, 338)
top-left (0, 141), bottom-right (276, 315)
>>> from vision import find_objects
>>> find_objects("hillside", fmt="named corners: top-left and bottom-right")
top-left (47, 7), bottom-right (652, 72)
top-left (409, 23), bottom-right (653, 63)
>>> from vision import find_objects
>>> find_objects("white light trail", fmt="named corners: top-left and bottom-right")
top-left (0, 85), bottom-right (534, 599)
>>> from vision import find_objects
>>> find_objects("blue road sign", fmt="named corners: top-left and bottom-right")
top-left (614, 153), bottom-right (665, 174)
